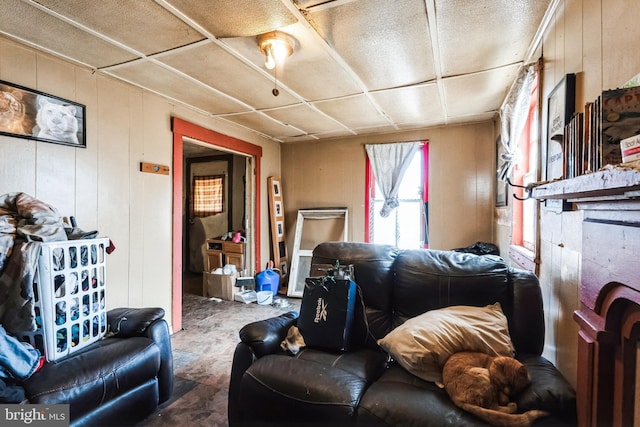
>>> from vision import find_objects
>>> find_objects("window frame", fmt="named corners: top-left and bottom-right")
top-left (509, 71), bottom-right (541, 272)
top-left (365, 142), bottom-right (429, 248)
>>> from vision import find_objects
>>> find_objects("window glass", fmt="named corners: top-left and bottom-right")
top-left (369, 148), bottom-right (425, 249)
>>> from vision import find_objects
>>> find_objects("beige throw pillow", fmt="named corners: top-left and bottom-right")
top-left (377, 303), bottom-right (515, 383)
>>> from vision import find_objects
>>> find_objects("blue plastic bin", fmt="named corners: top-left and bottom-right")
top-left (255, 268), bottom-right (280, 295)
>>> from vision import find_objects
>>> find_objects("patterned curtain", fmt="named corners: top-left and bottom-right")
top-left (192, 175), bottom-right (224, 217)
top-left (498, 61), bottom-right (539, 182)
top-left (365, 142), bottom-right (420, 217)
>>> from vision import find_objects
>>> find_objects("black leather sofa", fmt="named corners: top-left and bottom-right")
top-left (229, 242), bottom-right (576, 426)
top-left (21, 307), bottom-right (173, 426)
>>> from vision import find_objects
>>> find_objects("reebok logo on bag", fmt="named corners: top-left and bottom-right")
top-left (314, 298), bottom-right (328, 323)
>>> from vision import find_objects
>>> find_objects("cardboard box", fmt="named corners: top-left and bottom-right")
top-left (621, 134), bottom-right (640, 162)
top-left (203, 272), bottom-right (238, 300)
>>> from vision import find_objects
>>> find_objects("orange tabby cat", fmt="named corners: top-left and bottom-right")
top-left (442, 351), bottom-right (548, 427)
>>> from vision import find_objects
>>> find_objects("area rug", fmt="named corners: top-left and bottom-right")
top-left (137, 292), bottom-right (299, 427)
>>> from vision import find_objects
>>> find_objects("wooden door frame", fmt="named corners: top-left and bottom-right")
top-left (172, 117), bottom-right (262, 332)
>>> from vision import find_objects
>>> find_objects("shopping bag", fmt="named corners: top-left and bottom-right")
top-left (298, 265), bottom-right (357, 352)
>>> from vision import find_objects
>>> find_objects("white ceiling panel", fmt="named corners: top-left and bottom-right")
top-left (106, 61), bottom-right (250, 114)
top-left (307, 0), bottom-right (436, 90)
top-left (28, 0), bottom-right (205, 55)
top-left (443, 64), bottom-right (521, 118)
top-left (163, 0), bottom-right (298, 38)
top-left (263, 104), bottom-right (347, 135)
top-left (0, 0), bottom-right (555, 143)
top-left (436, 0), bottom-right (551, 76)
top-left (222, 112), bottom-right (306, 139)
top-left (0, 0), bottom-right (137, 68)
top-left (313, 95), bottom-right (394, 129)
top-left (372, 84), bottom-right (444, 125)
top-left (157, 41), bottom-right (299, 110)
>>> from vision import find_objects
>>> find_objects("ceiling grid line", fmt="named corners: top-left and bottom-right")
top-left (0, 0), bottom-right (554, 143)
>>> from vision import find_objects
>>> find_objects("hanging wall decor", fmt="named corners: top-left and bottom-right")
top-left (0, 80), bottom-right (86, 148)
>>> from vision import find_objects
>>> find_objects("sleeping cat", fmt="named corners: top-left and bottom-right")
top-left (442, 351), bottom-right (548, 427)
top-left (34, 97), bottom-right (79, 144)
top-left (0, 89), bottom-right (28, 134)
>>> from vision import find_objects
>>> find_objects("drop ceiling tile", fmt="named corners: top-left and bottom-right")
top-left (164, 0), bottom-right (298, 38)
top-left (221, 112), bottom-right (304, 139)
top-left (307, 0), bottom-right (436, 90)
top-left (262, 104), bottom-right (346, 135)
top-left (313, 95), bottom-right (391, 129)
top-left (352, 124), bottom-right (399, 135)
top-left (442, 64), bottom-right (520, 117)
top-left (107, 61), bottom-right (249, 114)
top-left (371, 84), bottom-right (444, 125)
top-left (0, 0), bottom-right (136, 68)
top-left (30, 0), bottom-right (205, 55)
top-left (278, 134), bottom-right (319, 143)
top-left (436, 0), bottom-right (551, 76)
top-left (157, 42), bottom-right (298, 109)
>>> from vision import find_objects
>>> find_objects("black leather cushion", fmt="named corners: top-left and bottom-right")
top-left (239, 349), bottom-right (387, 424)
top-left (515, 354), bottom-right (577, 423)
top-left (357, 364), bottom-right (488, 426)
top-left (23, 337), bottom-right (160, 420)
top-left (393, 250), bottom-right (510, 325)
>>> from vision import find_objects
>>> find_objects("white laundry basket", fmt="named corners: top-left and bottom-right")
top-left (22, 238), bottom-right (109, 361)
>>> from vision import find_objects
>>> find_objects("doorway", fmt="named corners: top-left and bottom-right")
top-left (172, 118), bottom-right (262, 332)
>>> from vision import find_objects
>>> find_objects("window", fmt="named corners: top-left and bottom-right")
top-left (191, 175), bottom-right (224, 217)
top-left (365, 143), bottom-right (428, 249)
top-left (510, 70), bottom-right (540, 271)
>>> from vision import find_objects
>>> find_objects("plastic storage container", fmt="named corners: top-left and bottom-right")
top-left (20, 238), bottom-right (109, 361)
top-left (255, 267), bottom-right (280, 295)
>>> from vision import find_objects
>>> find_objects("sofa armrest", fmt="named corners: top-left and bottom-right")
top-left (229, 311), bottom-right (298, 426)
top-left (106, 307), bottom-right (173, 404)
top-left (239, 311), bottom-right (298, 358)
top-left (107, 307), bottom-right (165, 337)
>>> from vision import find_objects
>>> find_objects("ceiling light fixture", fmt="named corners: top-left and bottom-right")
top-left (257, 31), bottom-right (295, 96)
top-left (257, 31), bottom-right (294, 70)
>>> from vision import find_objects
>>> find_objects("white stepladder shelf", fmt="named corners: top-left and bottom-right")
top-left (287, 208), bottom-right (348, 297)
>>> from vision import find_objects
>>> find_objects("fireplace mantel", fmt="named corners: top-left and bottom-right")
top-left (531, 165), bottom-right (640, 202)
top-left (532, 166), bottom-right (640, 426)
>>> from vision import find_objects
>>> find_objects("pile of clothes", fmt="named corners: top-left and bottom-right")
top-left (0, 192), bottom-right (97, 402)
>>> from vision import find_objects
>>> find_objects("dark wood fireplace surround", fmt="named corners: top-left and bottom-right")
top-left (533, 167), bottom-right (640, 427)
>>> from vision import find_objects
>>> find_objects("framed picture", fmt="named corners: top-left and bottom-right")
top-left (0, 80), bottom-right (86, 148)
top-left (544, 74), bottom-right (575, 211)
top-left (274, 200), bottom-right (282, 217)
top-left (272, 179), bottom-right (281, 196)
top-left (495, 135), bottom-right (507, 207)
top-left (276, 220), bottom-right (284, 238)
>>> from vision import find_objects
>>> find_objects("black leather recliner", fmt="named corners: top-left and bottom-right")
top-left (228, 242), bottom-right (576, 426)
top-left (21, 307), bottom-right (173, 426)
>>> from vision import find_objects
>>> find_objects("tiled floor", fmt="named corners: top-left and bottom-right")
top-left (137, 273), bottom-right (299, 427)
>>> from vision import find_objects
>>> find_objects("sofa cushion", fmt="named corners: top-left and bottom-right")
top-left (356, 365), bottom-right (483, 426)
top-left (23, 336), bottom-right (160, 420)
top-left (357, 362), bottom-right (577, 427)
top-left (377, 303), bottom-right (514, 383)
top-left (515, 354), bottom-right (577, 423)
top-left (239, 349), bottom-right (387, 423)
